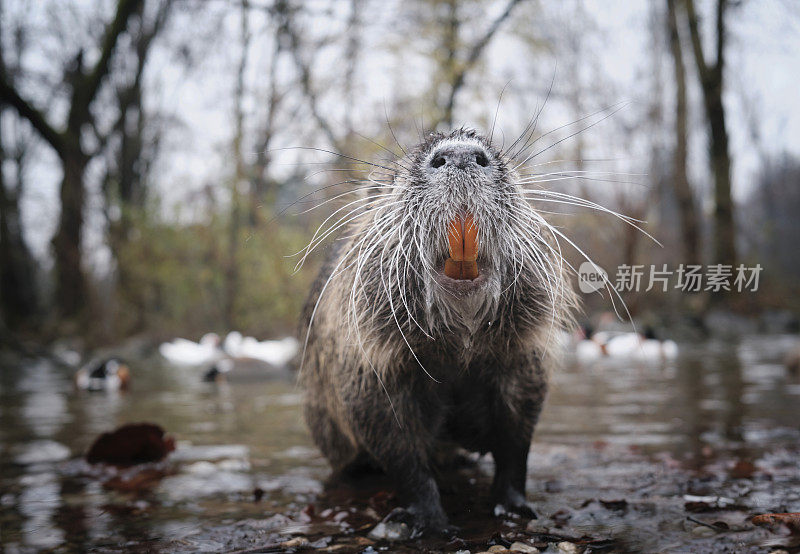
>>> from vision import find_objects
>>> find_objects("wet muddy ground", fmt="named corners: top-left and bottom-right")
top-left (1, 335), bottom-right (799, 553)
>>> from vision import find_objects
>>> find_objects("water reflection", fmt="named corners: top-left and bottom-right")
top-left (15, 360), bottom-right (71, 440)
top-left (0, 335), bottom-right (798, 551)
top-left (22, 391), bottom-right (68, 439)
top-left (18, 472), bottom-right (65, 549)
top-left (541, 335), bottom-right (800, 455)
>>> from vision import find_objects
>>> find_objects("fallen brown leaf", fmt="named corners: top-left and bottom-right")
top-left (729, 460), bottom-right (756, 479)
top-left (751, 513), bottom-right (800, 533)
top-left (86, 423), bottom-right (175, 467)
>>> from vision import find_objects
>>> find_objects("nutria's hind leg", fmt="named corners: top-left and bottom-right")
top-left (367, 458), bottom-right (456, 540)
top-left (304, 401), bottom-right (359, 472)
top-left (348, 396), bottom-right (455, 540)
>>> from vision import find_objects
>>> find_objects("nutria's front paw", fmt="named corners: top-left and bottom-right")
top-left (368, 506), bottom-right (457, 540)
top-left (492, 489), bottom-right (538, 519)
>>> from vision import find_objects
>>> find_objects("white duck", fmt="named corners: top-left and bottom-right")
top-left (223, 331), bottom-right (245, 357)
top-left (159, 333), bottom-right (223, 366)
top-left (223, 332), bottom-right (299, 367)
top-left (574, 325), bottom-right (607, 363)
top-left (604, 327), bottom-right (678, 362)
top-left (576, 340), bottom-right (602, 363)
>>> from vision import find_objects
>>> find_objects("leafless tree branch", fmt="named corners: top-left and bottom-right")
top-left (0, 74), bottom-right (66, 156)
top-left (438, 0), bottom-right (525, 129)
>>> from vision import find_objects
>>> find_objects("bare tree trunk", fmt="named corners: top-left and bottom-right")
top-left (106, 3), bottom-right (172, 334)
top-left (436, 0), bottom-right (524, 130)
top-left (0, 11), bottom-right (38, 327)
top-left (565, 3), bottom-right (587, 198)
top-left (281, 1), bottom-right (347, 154)
top-left (0, 0), bottom-right (143, 320)
top-left (439, 0), bottom-right (460, 129)
top-left (683, 0), bottom-right (736, 268)
top-left (251, 19), bottom-right (284, 225)
top-left (343, 0), bottom-right (363, 139)
top-left (52, 149), bottom-right (88, 318)
top-left (666, 0), bottom-right (700, 265)
top-left (618, 192), bottom-right (647, 318)
top-left (224, 0), bottom-right (251, 330)
top-left (0, 132), bottom-right (39, 326)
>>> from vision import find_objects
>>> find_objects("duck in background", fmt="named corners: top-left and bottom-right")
top-left (158, 333), bottom-right (224, 366)
top-left (160, 331), bottom-right (299, 378)
top-left (574, 324), bottom-right (678, 364)
top-left (785, 342), bottom-right (800, 376)
top-left (222, 332), bottom-right (299, 367)
top-left (201, 356), bottom-right (290, 384)
top-left (75, 358), bottom-right (131, 391)
top-left (202, 358), bottom-right (234, 384)
top-left (604, 326), bottom-right (679, 362)
top-left (575, 324), bottom-right (609, 363)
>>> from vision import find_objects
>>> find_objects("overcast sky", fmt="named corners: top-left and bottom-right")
top-left (6, 0), bottom-right (800, 269)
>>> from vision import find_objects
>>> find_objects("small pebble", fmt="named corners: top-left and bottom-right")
top-left (488, 547), bottom-right (508, 553)
top-left (509, 542), bottom-right (540, 553)
top-left (309, 537), bottom-right (331, 549)
top-left (526, 520), bottom-right (549, 533)
top-left (557, 542), bottom-right (579, 554)
top-left (454, 551), bottom-right (471, 554)
top-left (281, 536), bottom-right (308, 547)
top-left (691, 526), bottom-right (716, 538)
top-left (332, 510), bottom-right (349, 522)
top-left (544, 480), bottom-right (563, 493)
top-left (367, 521), bottom-right (411, 541)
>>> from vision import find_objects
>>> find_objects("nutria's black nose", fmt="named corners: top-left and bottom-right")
top-left (430, 145), bottom-right (490, 170)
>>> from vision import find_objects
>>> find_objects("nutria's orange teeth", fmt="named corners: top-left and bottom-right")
top-left (462, 214), bottom-right (478, 262)
top-left (448, 220), bottom-right (463, 262)
top-left (445, 213), bottom-right (479, 280)
top-left (461, 260), bottom-right (478, 280)
top-left (443, 259), bottom-right (480, 280)
top-left (444, 258), bottom-right (462, 279)
top-left (447, 213), bottom-right (479, 263)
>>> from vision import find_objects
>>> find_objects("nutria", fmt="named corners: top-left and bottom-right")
top-left (299, 128), bottom-right (577, 537)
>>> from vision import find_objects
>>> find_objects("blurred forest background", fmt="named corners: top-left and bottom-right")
top-left (1, 0), bottom-right (799, 346)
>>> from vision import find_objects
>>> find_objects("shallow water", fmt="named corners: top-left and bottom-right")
top-left (1, 335), bottom-right (798, 552)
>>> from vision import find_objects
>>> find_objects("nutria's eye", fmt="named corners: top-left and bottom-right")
top-left (430, 154), bottom-right (446, 169)
top-left (475, 152), bottom-right (489, 167)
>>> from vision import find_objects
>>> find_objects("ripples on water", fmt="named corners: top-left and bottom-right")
top-left (0, 335), bottom-right (798, 552)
